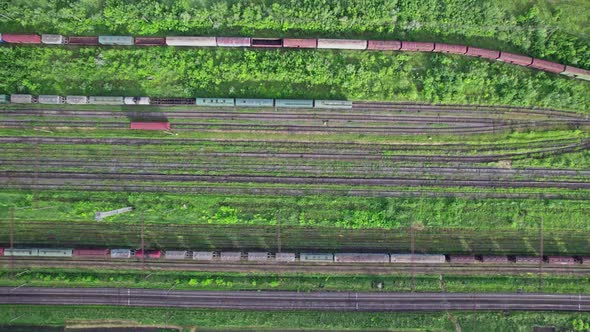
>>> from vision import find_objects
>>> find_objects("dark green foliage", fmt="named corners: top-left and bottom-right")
top-left (1, 0), bottom-right (589, 68)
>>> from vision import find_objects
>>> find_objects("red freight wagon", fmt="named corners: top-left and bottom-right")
top-left (498, 52), bottom-right (533, 66)
top-left (0, 248), bottom-right (4, 256)
top-left (135, 250), bottom-right (162, 259)
top-left (481, 255), bottom-right (509, 263)
top-left (433, 43), bottom-right (468, 54)
top-left (2, 33), bottom-right (41, 44)
top-left (134, 37), bottom-right (166, 46)
top-left (582, 257), bottom-right (590, 265)
top-left (529, 58), bottom-right (565, 74)
top-left (283, 38), bottom-right (317, 48)
top-left (217, 37), bottom-right (251, 47)
top-left (465, 47), bottom-right (500, 60)
top-left (130, 122), bottom-right (171, 130)
top-left (400, 41), bottom-right (434, 52)
top-left (73, 248), bottom-right (109, 257)
top-left (367, 40), bottom-right (401, 51)
top-left (68, 36), bottom-right (100, 45)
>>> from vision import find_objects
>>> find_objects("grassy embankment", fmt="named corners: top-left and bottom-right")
top-left (1, 305), bottom-right (589, 332)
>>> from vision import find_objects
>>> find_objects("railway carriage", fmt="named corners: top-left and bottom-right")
top-left (367, 40), bottom-right (401, 51)
top-left (529, 59), bottom-right (565, 74)
top-left (89, 96), bottom-right (124, 105)
top-left (98, 35), bottom-right (134, 46)
top-left (317, 39), bottom-right (367, 50)
top-left (275, 99), bottom-right (314, 108)
top-left (130, 122), bottom-right (171, 130)
top-left (235, 98), bottom-right (274, 107)
top-left (124, 97), bottom-right (150, 105)
top-left (220, 251), bottom-right (242, 261)
top-left (251, 38), bottom-right (283, 48)
top-left (164, 250), bottom-right (188, 259)
top-left (582, 257), bottom-right (590, 265)
top-left (282, 38), bottom-right (317, 48)
top-left (41, 34), bottom-right (66, 45)
top-left (0, 248), bottom-right (3, 256)
top-left (67, 36), bottom-right (99, 45)
top-left (166, 36), bottom-right (216, 47)
top-left (314, 100), bottom-right (353, 109)
top-left (449, 255), bottom-right (477, 263)
top-left (480, 255), bottom-right (510, 263)
top-left (1, 34), bottom-right (41, 44)
top-left (217, 37), bottom-right (251, 47)
top-left (38, 95), bottom-right (64, 104)
top-left (4, 248), bottom-right (39, 256)
top-left (547, 256), bottom-right (575, 265)
top-left (497, 52), bottom-right (533, 66)
top-left (0, 95), bottom-right (8, 103)
top-left (433, 43), bottom-right (467, 55)
top-left (66, 96), bottom-right (89, 104)
top-left (73, 249), bottom-right (109, 257)
top-left (334, 253), bottom-right (389, 263)
top-left (135, 249), bottom-right (162, 259)
top-left (562, 66), bottom-right (590, 81)
top-left (275, 252), bottom-right (296, 262)
top-left (38, 248), bottom-right (73, 257)
top-left (196, 98), bottom-right (235, 107)
top-left (247, 252), bottom-right (271, 261)
top-left (193, 251), bottom-right (215, 261)
top-left (465, 47), bottom-right (500, 60)
top-left (390, 254), bottom-right (446, 264)
top-left (134, 37), bottom-right (166, 46)
top-left (515, 256), bottom-right (542, 264)
top-left (400, 41), bottom-right (435, 52)
top-left (299, 253), bottom-right (334, 262)
top-left (110, 249), bottom-right (132, 258)
top-left (10, 94), bottom-right (35, 104)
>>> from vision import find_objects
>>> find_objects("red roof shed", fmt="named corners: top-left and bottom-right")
top-left (130, 122), bottom-right (171, 130)
top-left (283, 38), bottom-right (317, 48)
top-left (529, 59), bottom-right (565, 74)
top-left (498, 52), bottom-right (533, 66)
top-left (367, 40), bottom-right (401, 51)
top-left (2, 33), bottom-right (41, 44)
top-left (433, 43), bottom-right (468, 55)
top-left (135, 37), bottom-right (166, 46)
top-left (73, 248), bottom-right (109, 257)
top-left (465, 47), bottom-right (500, 60)
top-left (400, 41), bottom-right (435, 52)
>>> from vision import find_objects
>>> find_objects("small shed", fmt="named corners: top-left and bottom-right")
top-left (283, 38), bottom-right (317, 48)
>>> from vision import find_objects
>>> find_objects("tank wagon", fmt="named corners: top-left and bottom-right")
top-left (1, 248), bottom-right (589, 265)
top-left (1, 32), bottom-right (587, 80)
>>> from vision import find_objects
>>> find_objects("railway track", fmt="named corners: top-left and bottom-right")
top-left (2, 170), bottom-right (589, 190)
top-left (2, 257), bottom-right (590, 275)
top-left (0, 182), bottom-right (583, 199)
top-left (2, 287), bottom-right (590, 311)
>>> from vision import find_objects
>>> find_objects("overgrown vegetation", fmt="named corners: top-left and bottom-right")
top-left (1, 47), bottom-right (589, 111)
top-left (2, 0), bottom-right (590, 68)
top-left (1, 305), bottom-right (589, 332)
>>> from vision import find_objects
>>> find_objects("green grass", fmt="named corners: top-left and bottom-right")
top-left (1, 268), bottom-right (589, 294)
top-left (1, 305), bottom-right (589, 332)
top-left (1, 47), bottom-right (589, 111)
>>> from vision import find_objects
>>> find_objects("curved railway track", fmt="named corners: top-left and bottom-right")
top-left (2, 286), bottom-right (589, 311)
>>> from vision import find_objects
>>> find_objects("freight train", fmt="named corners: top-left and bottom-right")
top-left (0, 94), bottom-right (351, 109)
top-left (0, 247), bottom-right (587, 265)
top-left (1, 33), bottom-right (589, 81)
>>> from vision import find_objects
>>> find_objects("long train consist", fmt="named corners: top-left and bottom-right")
top-left (0, 33), bottom-right (589, 81)
top-left (0, 247), bottom-right (587, 265)
top-left (0, 94), bottom-right (352, 109)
